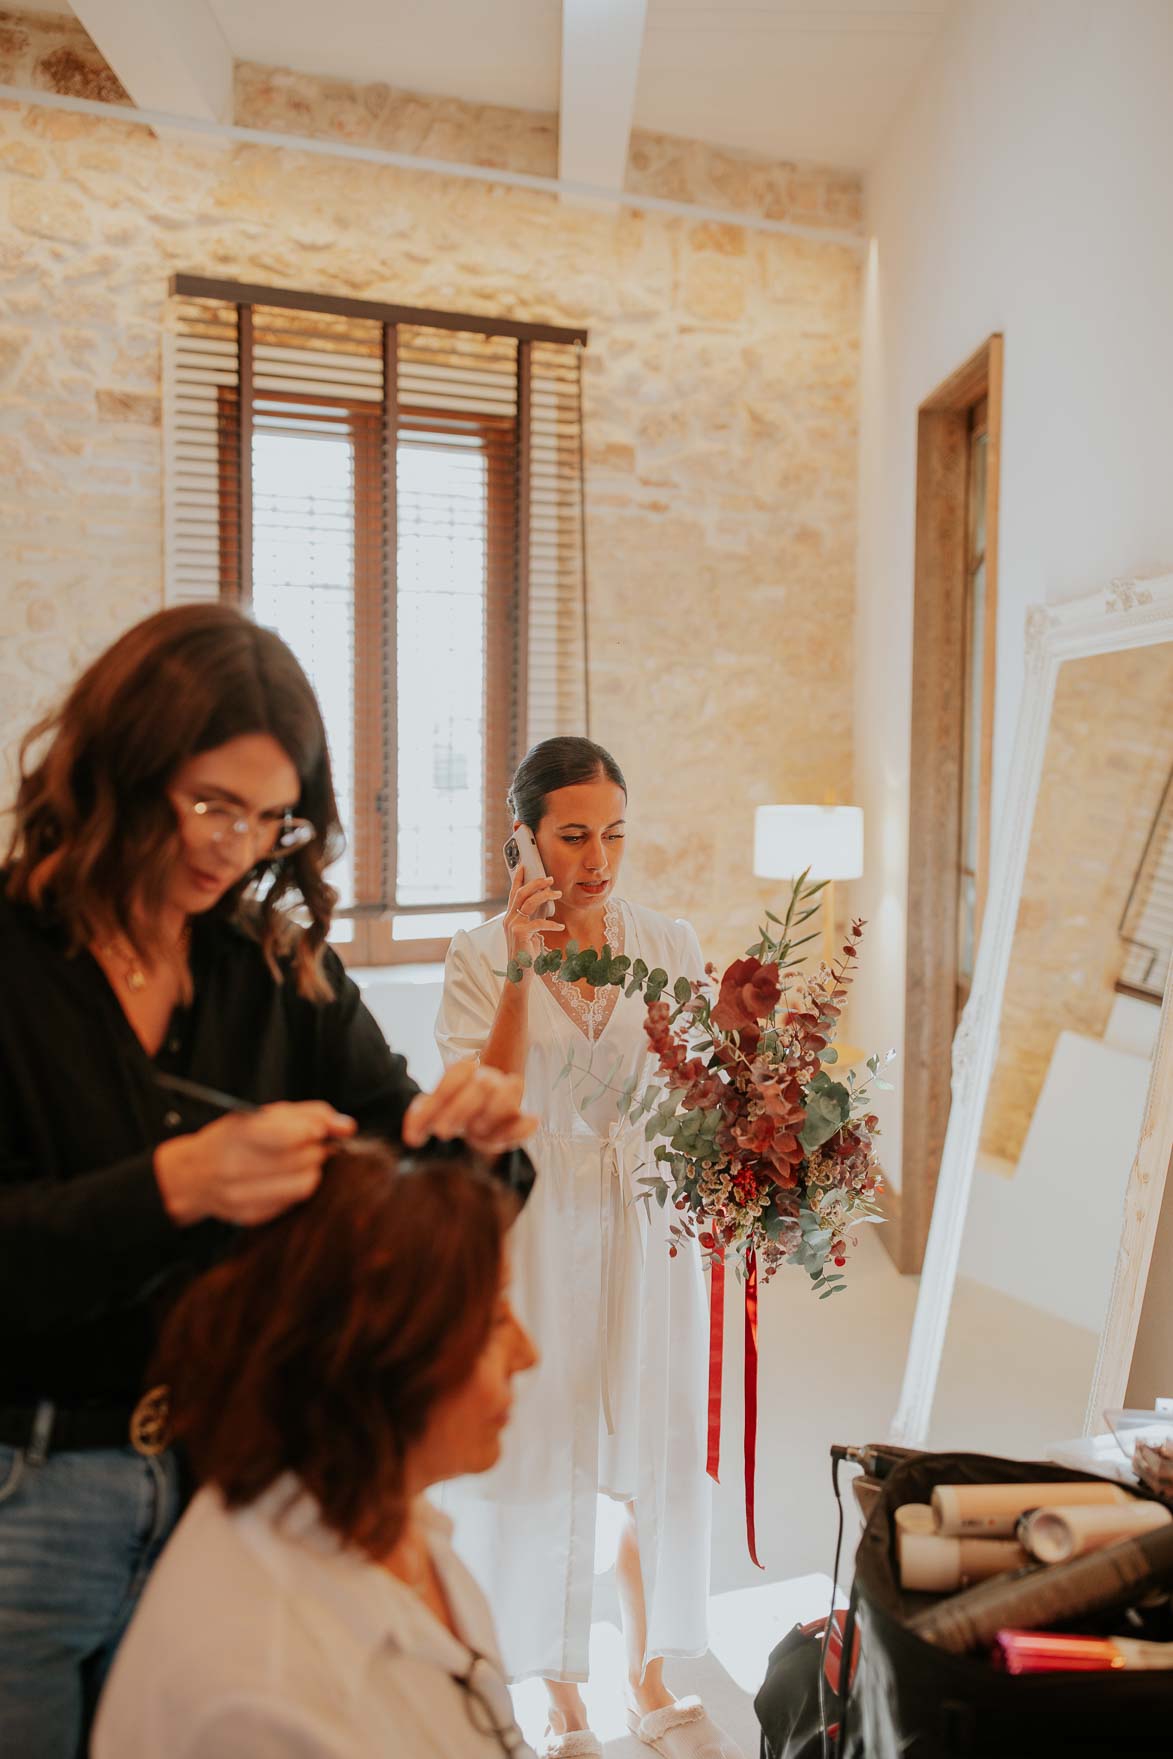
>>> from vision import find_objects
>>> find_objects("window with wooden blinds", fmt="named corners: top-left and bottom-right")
top-left (164, 276), bottom-right (589, 963)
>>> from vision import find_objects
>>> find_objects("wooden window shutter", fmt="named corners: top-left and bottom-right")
top-left (163, 278), bottom-right (588, 954)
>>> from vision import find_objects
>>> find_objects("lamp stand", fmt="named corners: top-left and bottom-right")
top-left (821, 877), bottom-right (838, 969)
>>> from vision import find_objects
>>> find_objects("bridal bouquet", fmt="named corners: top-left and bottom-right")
top-left (511, 874), bottom-right (891, 1296)
top-left (634, 894), bottom-right (890, 1299)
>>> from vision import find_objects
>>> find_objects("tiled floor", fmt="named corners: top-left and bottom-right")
top-left (510, 1226), bottom-right (920, 1753)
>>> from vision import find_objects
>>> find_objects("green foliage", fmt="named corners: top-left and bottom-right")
top-left (798, 1073), bottom-right (851, 1153)
top-left (645, 966), bottom-right (670, 1003)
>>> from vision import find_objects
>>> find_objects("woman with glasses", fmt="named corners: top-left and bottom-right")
top-left (0, 603), bottom-right (535, 1759)
top-left (94, 1138), bottom-right (540, 1758)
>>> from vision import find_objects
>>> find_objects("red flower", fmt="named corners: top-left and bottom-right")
top-left (732, 1113), bottom-right (804, 1183)
top-left (711, 957), bottom-right (781, 1034)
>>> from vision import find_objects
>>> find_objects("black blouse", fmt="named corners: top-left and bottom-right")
top-left (0, 887), bottom-right (422, 1409)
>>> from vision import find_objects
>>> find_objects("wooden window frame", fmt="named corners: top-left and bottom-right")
top-left (185, 274), bottom-right (589, 970)
top-left (220, 386), bottom-right (517, 967)
top-left (352, 404), bottom-right (519, 967)
top-left (889, 335), bottom-right (1003, 1274)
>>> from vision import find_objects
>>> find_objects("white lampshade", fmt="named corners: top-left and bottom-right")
top-left (753, 804), bottom-right (864, 881)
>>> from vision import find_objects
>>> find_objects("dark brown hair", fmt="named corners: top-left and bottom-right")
top-left (507, 736), bottom-right (627, 831)
top-left (5, 603), bottom-right (341, 999)
top-left (154, 1140), bottom-right (512, 1558)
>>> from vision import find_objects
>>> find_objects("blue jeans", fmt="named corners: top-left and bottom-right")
top-left (0, 1436), bottom-right (182, 1759)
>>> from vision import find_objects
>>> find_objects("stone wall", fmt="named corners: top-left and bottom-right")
top-left (981, 643), bottom-right (1173, 1166)
top-left (0, 7), bottom-right (862, 964)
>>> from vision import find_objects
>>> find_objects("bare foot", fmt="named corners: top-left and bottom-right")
top-left (627, 1675), bottom-right (676, 1717)
top-left (545, 1689), bottom-right (591, 1735)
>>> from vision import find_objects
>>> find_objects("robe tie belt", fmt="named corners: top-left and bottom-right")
top-left (599, 1126), bottom-right (642, 1436)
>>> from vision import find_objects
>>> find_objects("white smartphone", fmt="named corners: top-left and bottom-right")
top-left (503, 824), bottom-right (555, 918)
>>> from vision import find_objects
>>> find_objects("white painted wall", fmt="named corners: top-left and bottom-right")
top-left (352, 965), bottom-right (446, 1092)
top-left (852, 0), bottom-right (1173, 1187)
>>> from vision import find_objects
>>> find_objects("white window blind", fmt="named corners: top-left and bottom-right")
top-left (163, 278), bottom-right (589, 958)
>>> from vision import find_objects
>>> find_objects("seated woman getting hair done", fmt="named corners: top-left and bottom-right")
top-left (0, 603), bottom-right (534, 1759)
top-left (94, 1137), bottom-right (539, 1759)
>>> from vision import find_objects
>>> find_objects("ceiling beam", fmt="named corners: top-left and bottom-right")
top-left (559, 0), bottom-right (648, 192)
top-left (69, 0), bottom-right (233, 123)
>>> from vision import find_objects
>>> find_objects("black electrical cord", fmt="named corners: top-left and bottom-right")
top-left (822, 1442), bottom-right (915, 1756)
top-left (820, 1449), bottom-right (849, 1759)
top-left (822, 1444), bottom-right (900, 1757)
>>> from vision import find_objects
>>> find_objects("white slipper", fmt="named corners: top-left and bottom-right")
top-left (625, 1695), bottom-right (745, 1759)
top-left (537, 1725), bottom-right (603, 1758)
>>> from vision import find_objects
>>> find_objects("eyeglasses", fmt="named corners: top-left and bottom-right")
top-left (450, 1649), bottom-right (528, 1755)
top-left (172, 791), bottom-right (316, 859)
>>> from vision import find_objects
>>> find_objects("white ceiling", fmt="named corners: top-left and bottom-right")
top-left (23, 0), bottom-right (957, 173)
top-left (637, 1), bottom-right (955, 168)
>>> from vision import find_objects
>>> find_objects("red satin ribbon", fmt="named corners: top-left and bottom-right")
top-left (706, 1250), bottom-right (725, 1481)
top-left (705, 1245), bottom-right (763, 1567)
top-left (744, 1247), bottom-right (763, 1568)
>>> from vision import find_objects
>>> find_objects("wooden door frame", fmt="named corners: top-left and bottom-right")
top-left (888, 334), bottom-right (1003, 1273)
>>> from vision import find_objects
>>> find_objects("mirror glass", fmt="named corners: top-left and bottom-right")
top-left (929, 640), bottom-right (1173, 1455)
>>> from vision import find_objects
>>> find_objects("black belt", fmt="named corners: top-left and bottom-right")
top-left (0, 1402), bottom-right (135, 1453)
top-left (0, 1387), bottom-right (171, 1457)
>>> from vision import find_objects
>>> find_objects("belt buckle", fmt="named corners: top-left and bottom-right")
top-left (129, 1384), bottom-right (172, 1458)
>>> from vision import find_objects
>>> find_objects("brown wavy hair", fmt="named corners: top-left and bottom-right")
top-left (153, 1140), bottom-right (513, 1558)
top-left (5, 603), bottom-right (342, 1000)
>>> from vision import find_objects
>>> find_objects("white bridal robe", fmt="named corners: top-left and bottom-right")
top-left (435, 899), bottom-right (712, 1683)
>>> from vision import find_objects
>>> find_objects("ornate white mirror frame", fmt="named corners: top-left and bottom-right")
top-left (893, 571), bottom-right (1173, 1446)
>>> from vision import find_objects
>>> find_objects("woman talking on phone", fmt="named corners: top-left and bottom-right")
top-left (437, 738), bottom-right (742, 1759)
top-left (0, 603), bottom-right (534, 1759)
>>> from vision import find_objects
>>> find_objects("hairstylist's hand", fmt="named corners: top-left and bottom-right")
top-left (155, 1101), bottom-right (357, 1228)
top-left (503, 861), bottom-right (565, 961)
top-left (403, 1059), bottom-right (537, 1156)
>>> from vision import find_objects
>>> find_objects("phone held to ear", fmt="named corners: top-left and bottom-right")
top-left (503, 826), bottom-right (556, 919)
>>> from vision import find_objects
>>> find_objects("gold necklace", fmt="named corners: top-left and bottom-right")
top-left (99, 926), bottom-right (191, 994)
